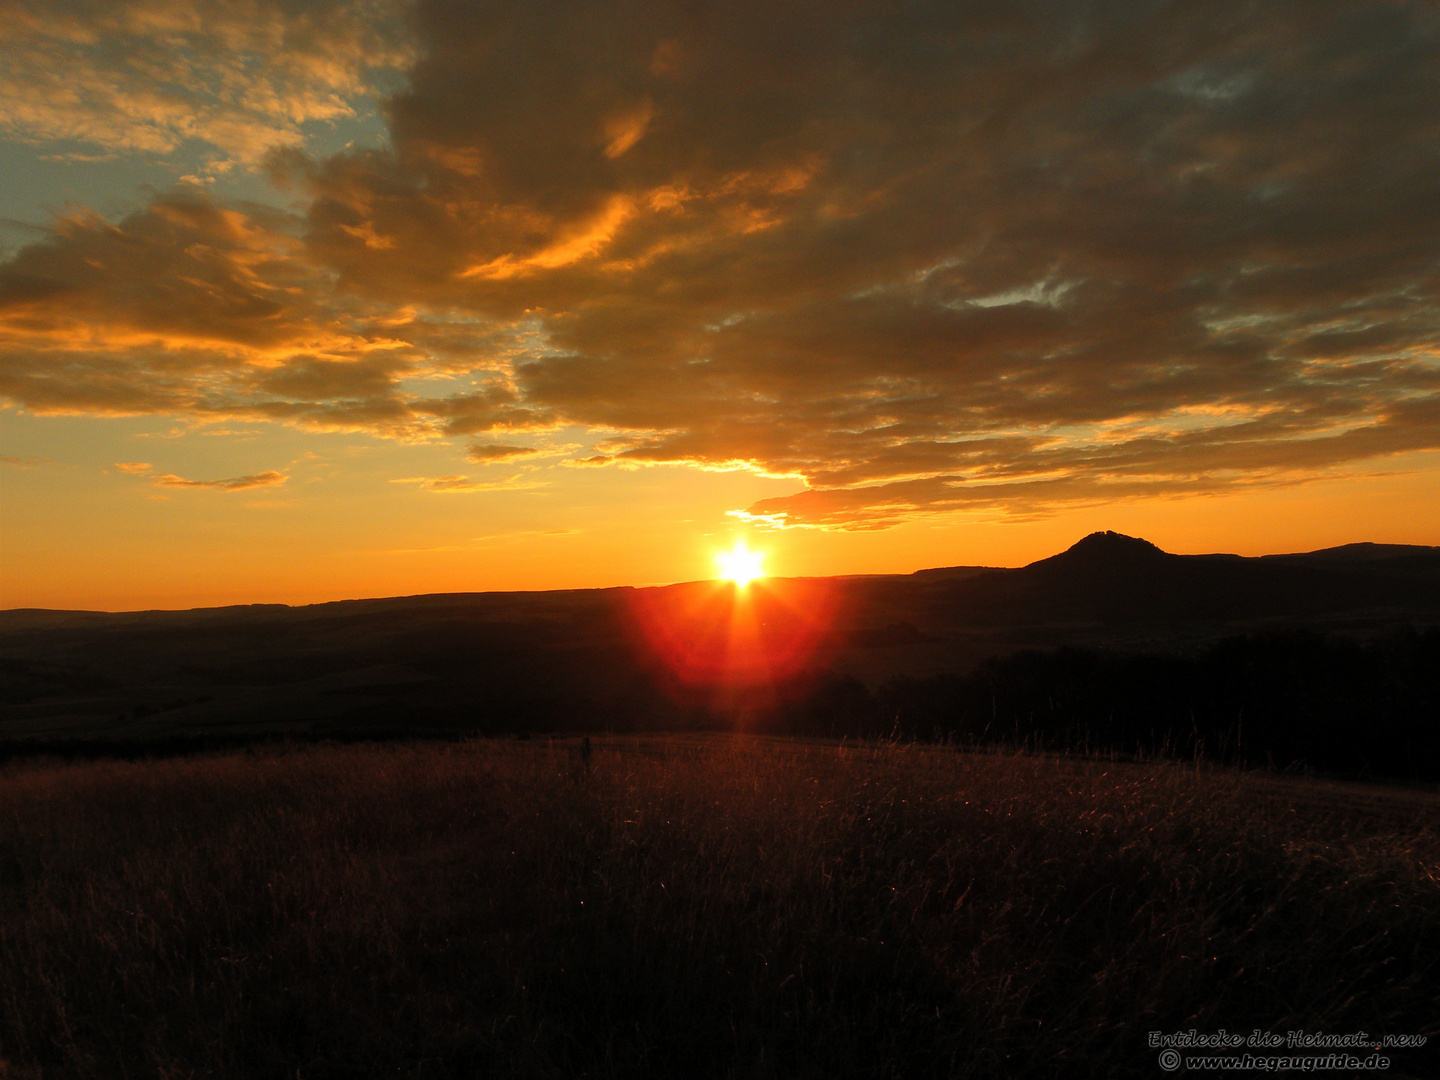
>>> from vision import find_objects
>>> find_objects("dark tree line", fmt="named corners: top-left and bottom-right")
top-left (767, 628), bottom-right (1440, 782)
top-left (6, 621), bottom-right (1435, 783)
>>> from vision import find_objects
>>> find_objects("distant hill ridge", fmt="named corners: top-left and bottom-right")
top-left (1031, 530), bottom-right (1438, 570)
top-left (913, 532), bottom-right (1438, 580)
top-left (917, 530), bottom-right (1440, 626)
top-left (1028, 530), bottom-right (1170, 570)
top-left (1, 531), bottom-right (1437, 624)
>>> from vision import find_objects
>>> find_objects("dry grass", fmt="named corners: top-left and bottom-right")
top-left (1, 736), bottom-right (1436, 1078)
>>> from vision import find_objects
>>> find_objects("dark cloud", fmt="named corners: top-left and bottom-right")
top-left (411, 385), bottom-right (553, 436)
top-left (0, 191), bottom-right (521, 436)
top-left (0, 195), bottom-right (316, 347)
top-left (4, 0), bottom-right (1439, 523)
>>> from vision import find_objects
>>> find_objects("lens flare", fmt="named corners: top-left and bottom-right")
top-left (715, 540), bottom-right (765, 586)
top-left (625, 576), bottom-right (844, 689)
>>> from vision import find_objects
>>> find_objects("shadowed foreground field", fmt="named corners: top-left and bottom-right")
top-left (1, 738), bottom-right (1436, 1078)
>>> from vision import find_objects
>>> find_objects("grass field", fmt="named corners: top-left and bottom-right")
top-left (1, 736), bottom-right (1436, 1078)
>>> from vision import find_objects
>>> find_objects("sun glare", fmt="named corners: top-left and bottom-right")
top-left (715, 540), bottom-right (766, 587)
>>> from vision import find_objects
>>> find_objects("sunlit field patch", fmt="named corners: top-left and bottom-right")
top-left (1, 737), bottom-right (1436, 1078)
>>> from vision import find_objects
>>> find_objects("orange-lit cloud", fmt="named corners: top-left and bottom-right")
top-left (153, 470), bottom-right (286, 490)
top-left (390, 473), bottom-right (538, 493)
top-left (107, 459), bottom-right (287, 489)
top-left (4, 0), bottom-right (1440, 528)
top-left (466, 442), bottom-right (543, 462)
top-left (1, 453), bottom-right (48, 468)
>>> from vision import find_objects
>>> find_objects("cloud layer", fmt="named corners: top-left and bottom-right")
top-left (4, 0), bottom-right (1440, 525)
top-left (0, 0), bottom-right (413, 167)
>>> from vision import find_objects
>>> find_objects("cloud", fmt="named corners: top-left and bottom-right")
top-left (466, 442), bottom-right (543, 462)
top-left (0, 189), bottom-right (455, 436)
top-left (3, 0), bottom-right (1440, 525)
top-left (0, 0), bottom-right (414, 168)
top-left (0, 185), bottom-right (570, 439)
top-left (151, 469), bottom-right (287, 490)
top-left (110, 459), bottom-right (287, 490)
top-left (390, 473), bottom-right (540, 492)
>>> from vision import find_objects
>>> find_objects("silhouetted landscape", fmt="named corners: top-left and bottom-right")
top-left (4, 532), bottom-right (1438, 780)
top-left (3, 534), bottom-right (1438, 1078)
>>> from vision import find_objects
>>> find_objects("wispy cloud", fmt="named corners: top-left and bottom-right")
top-left (1, 453), bottom-right (49, 468)
top-left (110, 458), bottom-right (287, 489)
top-left (390, 473), bottom-right (543, 493)
top-left (151, 470), bottom-right (287, 490)
top-left (466, 442), bottom-right (544, 462)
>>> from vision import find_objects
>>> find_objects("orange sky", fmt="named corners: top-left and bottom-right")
top-left (3, 1), bottom-right (1439, 610)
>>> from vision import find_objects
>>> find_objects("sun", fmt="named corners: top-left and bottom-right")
top-left (715, 540), bottom-right (766, 587)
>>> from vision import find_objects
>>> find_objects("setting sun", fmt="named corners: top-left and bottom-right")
top-left (715, 541), bottom-right (766, 587)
